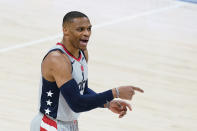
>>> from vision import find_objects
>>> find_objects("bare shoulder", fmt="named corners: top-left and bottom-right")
top-left (43, 50), bottom-right (71, 69)
top-left (42, 50), bottom-right (72, 83)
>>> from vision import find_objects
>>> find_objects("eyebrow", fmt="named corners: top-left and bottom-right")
top-left (76, 25), bottom-right (92, 28)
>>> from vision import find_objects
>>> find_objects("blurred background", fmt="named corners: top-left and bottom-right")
top-left (0, 0), bottom-right (197, 130)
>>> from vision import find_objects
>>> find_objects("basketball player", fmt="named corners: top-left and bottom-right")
top-left (30, 11), bottom-right (144, 131)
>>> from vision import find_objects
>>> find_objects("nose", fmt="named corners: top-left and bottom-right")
top-left (83, 29), bottom-right (91, 37)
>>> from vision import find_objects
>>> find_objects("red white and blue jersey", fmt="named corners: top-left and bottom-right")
top-left (38, 43), bottom-right (88, 121)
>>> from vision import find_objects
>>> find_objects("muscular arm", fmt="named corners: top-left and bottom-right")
top-left (42, 51), bottom-right (114, 113)
top-left (42, 50), bottom-right (72, 84)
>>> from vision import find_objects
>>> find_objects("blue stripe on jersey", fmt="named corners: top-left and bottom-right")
top-left (40, 77), bottom-right (60, 118)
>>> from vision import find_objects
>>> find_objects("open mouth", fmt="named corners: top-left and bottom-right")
top-left (80, 39), bottom-right (88, 43)
top-left (80, 39), bottom-right (89, 46)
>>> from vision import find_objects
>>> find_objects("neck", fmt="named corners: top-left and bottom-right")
top-left (61, 37), bottom-right (80, 58)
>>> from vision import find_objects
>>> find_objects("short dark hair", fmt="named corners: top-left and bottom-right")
top-left (62, 11), bottom-right (88, 26)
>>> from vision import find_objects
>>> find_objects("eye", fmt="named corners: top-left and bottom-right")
top-left (77, 27), bottom-right (84, 32)
top-left (87, 27), bottom-right (92, 31)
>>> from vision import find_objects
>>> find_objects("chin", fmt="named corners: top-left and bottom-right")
top-left (79, 45), bottom-right (87, 50)
top-left (80, 47), bottom-right (87, 50)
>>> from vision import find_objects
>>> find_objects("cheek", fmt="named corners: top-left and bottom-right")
top-left (71, 31), bottom-right (80, 39)
top-left (69, 33), bottom-right (77, 41)
top-left (71, 34), bottom-right (80, 46)
top-left (69, 31), bottom-right (81, 45)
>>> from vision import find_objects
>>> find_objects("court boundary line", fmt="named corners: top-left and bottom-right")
top-left (178, 0), bottom-right (197, 4)
top-left (0, 2), bottom-right (183, 53)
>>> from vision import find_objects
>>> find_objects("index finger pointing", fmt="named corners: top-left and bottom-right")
top-left (132, 87), bottom-right (144, 93)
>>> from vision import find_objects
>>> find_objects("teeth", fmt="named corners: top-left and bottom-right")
top-left (81, 40), bottom-right (88, 42)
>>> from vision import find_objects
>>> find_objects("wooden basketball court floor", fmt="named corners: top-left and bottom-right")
top-left (0, 0), bottom-right (197, 130)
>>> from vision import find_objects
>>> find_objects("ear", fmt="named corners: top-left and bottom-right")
top-left (63, 25), bottom-right (69, 36)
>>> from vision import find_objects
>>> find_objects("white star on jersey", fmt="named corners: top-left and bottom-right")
top-left (46, 90), bottom-right (53, 97)
top-left (45, 108), bottom-right (51, 115)
top-left (46, 99), bottom-right (52, 106)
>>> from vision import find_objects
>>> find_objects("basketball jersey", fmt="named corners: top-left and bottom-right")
top-left (38, 43), bottom-right (88, 121)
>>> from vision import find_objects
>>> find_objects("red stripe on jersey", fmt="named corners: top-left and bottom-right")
top-left (81, 65), bottom-right (84, 72)
top-left (56, 43), bottom-right (82, 62)
top-left (40, 127), bottom-right (48, 131)
top-left (42, 115), bottom-right (57, 129)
